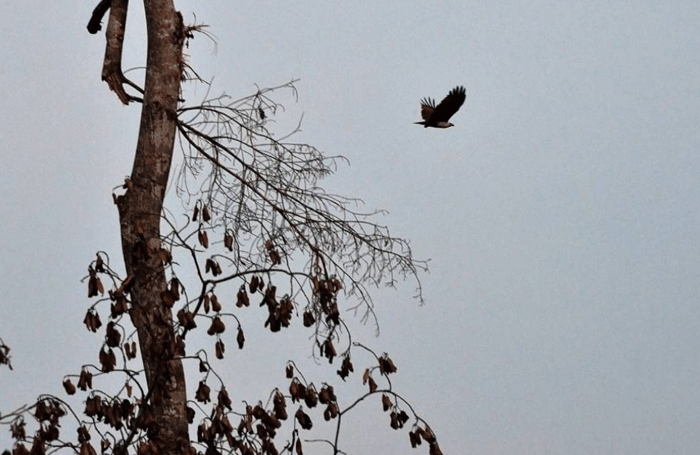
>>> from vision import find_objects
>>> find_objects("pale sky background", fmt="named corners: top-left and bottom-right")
top-left (2, 1), bottom-right (700, 455)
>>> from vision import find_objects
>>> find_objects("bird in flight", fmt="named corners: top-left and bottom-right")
top-left (415, 86), bottom-right (466, 128)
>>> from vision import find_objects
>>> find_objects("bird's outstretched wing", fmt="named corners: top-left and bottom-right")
top-left (419, 98), bottom-right (437, 121)
top-left (431, 86), bottom-right (466, 123)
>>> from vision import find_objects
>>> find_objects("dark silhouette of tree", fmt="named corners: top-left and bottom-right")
top-left (0, 3), bottom-right (442, 455)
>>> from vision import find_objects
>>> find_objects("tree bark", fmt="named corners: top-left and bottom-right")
top-left (115, 1), bottom-right (188, 453)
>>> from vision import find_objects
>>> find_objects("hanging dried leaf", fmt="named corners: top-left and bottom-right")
top-left (198, 230), bottom-right (209, 249)
top-left (321, 338), bottom-right (336, 363)
top-left (13, 443), bottom-right (29, 455)
top-left (87, 268), bottom-right (104, 298)
top-left (211, 294), bottom-right (222, 312)
top-left (323, 402), bottom-right (339, 421)
top-left (390, 411), bottom-right (401, 429)
top-left (416, 427), bottom-right (436, 444)
top-left (381, 394), bottom-right (392, 412)
top-left (249, 276), bottom-right (260, 294)
top-left (289, 379), bottom-right (307, 402)
top-left (95, 255), bottom-right (104, 273)
top-left (295, 438), bottom-right (303, 455)
top-left (224, 232), bottom-right (233, 251)
top-left (30, 437), bottom-right (46, 455)
top-left (126, 381), bottom-right (132, 397)
top-left (218, 387), bottom-right (232, 410)
top-left (294, 409), bottom-right (313, 430)
top-left (63, 379), bottom-right (76, 395)
top-left (207, 316), bottom-right (226, 335)
top-left (105, 322), bottom-right (121, 347)
top-left (83, 310), bottom-right (102, 333)
top-left (203, 293), bottom-right (210, 313)
top-left (429, 442), bottom-right (443, 455)
top-left (99, 347), bottom-right (116, 373)
top-left (177, 309), bottom-right (197, 331)
top-left (236, 287), bottom-right (250, 307)
top-left (237, 327), bottom-right (245, 349)
top-left (110, 292), bottom-right (129, 318)
top-left (273, 392), bottom-right (287, 420)
top-left (302, 310), bottom-right (315, 327)
top-left (367, 376), bottom-right (378, 393)
top-left (286, 363), bottom-right (294, 378)
top-left (206, 258), bottom-right (221, 276)
top-left (319, 385), bottom-right (336, 404)
top-left (202, 205), bottom-right (211, 222)
top-left (77, 369), bottom-right (93, 391)
top-left (304, 387), bottom-right (318, 408)
top-left (84, 395), bottom-right (102, 418)
top-left (215, 339), bottom-right (225, 359)
top-left (77, 426), bottom-right (91, 443)
top-left (195, 381), bottom-right (211, 404)
top-left (378, 354), bottom-right (398, 375)
top-left (337, 356), bottom-right (354, 380)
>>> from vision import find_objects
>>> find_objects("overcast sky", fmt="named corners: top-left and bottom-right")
top-left (2, 1), bottom-right (700, 455)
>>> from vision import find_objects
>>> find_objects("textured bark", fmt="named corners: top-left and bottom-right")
top-left (101, 0), bottom-right (130, 104)
top-left (114, 1), bottom-right (188, 454)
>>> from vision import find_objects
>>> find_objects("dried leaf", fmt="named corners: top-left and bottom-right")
top-left (203, 293), bottom-right (210, 313)
top-left (198, 230), bottom-right (209, 249)
top-left (63, 379), bottom-right (76, 395)
top-left (237, 327), bottom-right (245, 349)
top-left (318, 385), bottom-right (336, 404)
top-left (368, 376), bottom-right (377, 393)
top-left (302, 310), bottom-right (315, 327)
top-left (337, 356), bottom-right (354, 380)
top-left (378, 354), bottom-right (398, 375)
top-left (304, 388), bottom-right (318, 408)
top-left (236, 287), bottom-right (250, 308)
top-left (211, 294), bottom-right (222, 312)
top-left (294, 409), bottom-right (313, 430)
top-left (381, 394), bottom-right (392, 412)
top-left (202, 205), bottom-right (211, 222)
top-left (218, 388), bottom-right (232, 410)
top-left (77, 369), bottom-right (93, 391)
top-left (105, 322), bottom-right (121, 347)
top-left (195, 381), bottom-right (211, 404)
top-left (215, 340), bottom-right (225, 359)
top-left (429, 442), bottom-right (442, 455)
top-left (207, 316), bottom-right (226, 335)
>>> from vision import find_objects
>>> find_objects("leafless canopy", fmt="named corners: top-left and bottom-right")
top-left (172, 80), bottom-right (427, 337)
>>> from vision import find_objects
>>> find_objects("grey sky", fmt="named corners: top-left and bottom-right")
top-left (2, 1), bottom-right (700, 454)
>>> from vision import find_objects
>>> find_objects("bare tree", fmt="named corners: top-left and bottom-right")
top-left (0, 3), bottom-right (442, 455)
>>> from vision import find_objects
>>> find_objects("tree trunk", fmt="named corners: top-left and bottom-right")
top-left (115, 1), bottom-right (188, 453)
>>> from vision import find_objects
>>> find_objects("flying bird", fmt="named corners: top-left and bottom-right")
top-left (415, 86), bottom-right (466, 128)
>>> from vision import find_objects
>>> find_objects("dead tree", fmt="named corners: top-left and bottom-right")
top-left (0, 3), bottom-right (442, 455)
